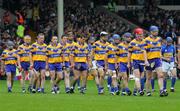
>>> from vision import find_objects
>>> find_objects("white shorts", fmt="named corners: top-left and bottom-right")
top-left (92, 60), bottom-right (97, 69)
top-left (162, 61), bottom-right (175, 72)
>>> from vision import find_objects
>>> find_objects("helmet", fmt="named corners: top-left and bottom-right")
top-left (134, 28), bottom-right (144, 35)
top-left (100, 31), bottom-right (108, 36)
top-left (112, 34), bottom-right (120, 40)
top-left (166, 37), bottom-right (173, 42)
top-left (7, 41), bottom-right (14, 46)
top-left (123, 32), bottom-right (132, 38)
top-left (149, 26), bottom-right (159, 32)
top-left (108, 38), bottom-right (114, 43)
top-left (24, 35), bottom-right (31, 43)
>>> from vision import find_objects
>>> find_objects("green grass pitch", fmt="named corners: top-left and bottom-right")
top-left (0, 80), bottom-right (179, 111)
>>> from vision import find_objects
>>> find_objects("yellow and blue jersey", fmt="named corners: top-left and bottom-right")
top-left (144, 36), bottom-right (161, 59)
top-left (128, 39), bottom-right (146, 61)
top-left (71, 42), bottom-right (89, 63)
top-left (47, 43), bottom-right (63, 63)
top-left (31, 42), bottom-right (47, 61)
top-left (107, 43), bottom-right (117, 64)
top-left (177, 45), bottom-right (180, 52)
top-left (1, 49), bottom-right (18, 65)
top-left (162, 44), bottom-right (175, 62)
top-left (17, 44), bottom-right (31, 62)
top-left (62, 41), bottom-right (76, 62)
top-left (117, 42), bottom-right (128, 63)
top-left (93, 41), bottom-right (109, 61)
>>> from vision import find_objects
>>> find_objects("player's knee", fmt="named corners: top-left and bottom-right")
top-left (65, 74), bottom-right (69, 79)
top-left (134, 77), bottom-right (140, 83)
top-left (123, 75), bottom-right (128, 80)
top-left (158, 73), bottom-right (164, 79)
top-left (41, 75), bottom-right (45, 80)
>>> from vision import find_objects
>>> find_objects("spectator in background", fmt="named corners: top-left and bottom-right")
top-left (15, 10), bottom-right (24, 25)
top-left (25, 5), bottom-right (33, 28)
top-left (3, 11), bottom-right (11, 29)
top-left (32, 4), bottom-right (40, 31)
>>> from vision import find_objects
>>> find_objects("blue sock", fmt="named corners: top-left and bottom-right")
top-left (111, 87), bottom-right (114, 93)
top-left (107, 76), bottom-right (112, 86)
top-left (171, 77), bottom-right (176, 88)
top-left (41, 88), bottom-right (44, 93)
top-left (96, 84), bottom-right (99, 89)
top-left (151, 78), bottom-right (155, 90)
top-left (125, 87), bottom-right (130, 92)
top-left (33, 85), bottom-right (36, 89)
top-left (114, 87), bottom-right (119, 92)
top-left (141, 77), bottom-right (145, 91)
top-left (77, 78), bottom-right (80, 87)
top-left (65, 87), bottom-right (70, 91)
top-left (133, 88), bottom-right (137, 93)
top-left (122, 88), bottom-right (126, 92)
top-left (72, 80), bottom-right (77, 89)
top-left (8, 87), bottom-right (12, 91)
top-left (163, 79), bottom-right (167, 90)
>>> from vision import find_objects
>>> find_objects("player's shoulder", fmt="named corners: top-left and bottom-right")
top-left (2, 49), bottom-right (8, 54)
top-left (31, 42), bottom-right (37, 47)
top-left (129, 39), bottom-right (136, 44)
top-left (43, 43), bottom-right (47, 47)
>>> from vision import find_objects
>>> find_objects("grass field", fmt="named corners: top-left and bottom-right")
top-left (0, 79), bottom-right (179, 111)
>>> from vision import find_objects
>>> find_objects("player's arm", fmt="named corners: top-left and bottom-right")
top-left (143, 49), bottom-right (149, 66)
top-left (127, 52), bottom-right (132, 68)
top-left (104, 48), bottom-right (108, 72)
top-left (0, 57), bottom-right (5, 75)
top-left (70, 46), bottom-right (75, 68)
top-left (45, 46), bottom-right (48, 70)
top-left (87, 47), bottom-right (92, 68)
top-left (178, 49), bottom-right (180, 69)
top-left (127, 44), bottom-right (133, 68)
top-left (16, 48), bottom-right (22, 70)
top-left (17, 54), bottom-right (22, 70)
top-left (61, 47), bottom-right (65, 68)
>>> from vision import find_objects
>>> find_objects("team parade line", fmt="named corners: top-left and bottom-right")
top-left (0, 26), bottom-right (179, 97)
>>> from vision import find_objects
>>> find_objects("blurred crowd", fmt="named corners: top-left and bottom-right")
top-left (0, 0), bottom-right (132, 51)
top-left (118, 4), bottom-right (180, 42)
top-left (0, 0), bottom-right (180, 53)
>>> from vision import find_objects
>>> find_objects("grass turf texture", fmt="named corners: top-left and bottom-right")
top-left (0, 80), bottom-right (179, 111)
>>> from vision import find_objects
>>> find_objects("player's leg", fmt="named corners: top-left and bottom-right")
top-left (155, 58), bottom-right (167, 97)
top-left (133, 69), bottom-right (143, 96)
top-left (162, 61), bottom-right (169, 92)
top-left (6, 65), bottom-right (16, 92)
top-left (132, 61), bottom-right (144, 96)
top-left (64, 69), bottom-right (70, 93)
top-left (39, 61), bottom-right (46, 93)
top-left (91, 60), bottom-right (101, 93)
top-left (20, 70), bottom-right (26, 92)
top-left (98, 67), bottom-right (105, 94)
top-left (107, 75), bottom-right (112, 91)
top-left (91, 68), bottom-right (100, 93)
top-left (28, 69), bottom-right (34, 92)
top-left (77, 77), bottom-right (81, 90)
top-left (170, 64), bottom-right (177, 92)
top-left (40, 69), bottom-right (46, 93)
top-left (50, 70), bottom-right (56, 93)
top-left (55, 71), bottom-right (63, 94)
top-left (32, 61), bottom-right (40, 93)
top-left (6, 72), bottom-right (12, 92)
top-left (122, 72), bottom-right (131, 95)
top-left (140, 72), bottom-right (145, 91)
top-left (145, 70), bottom-right (152, 96)
top-left (156, 67), bottom-right (167, 96)
top-left (80, 70), bottom-right (88, 94)
top-left (70, 62), bottom-right (81, 93)
top-left (151, 71), bottom-right (156, 92)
